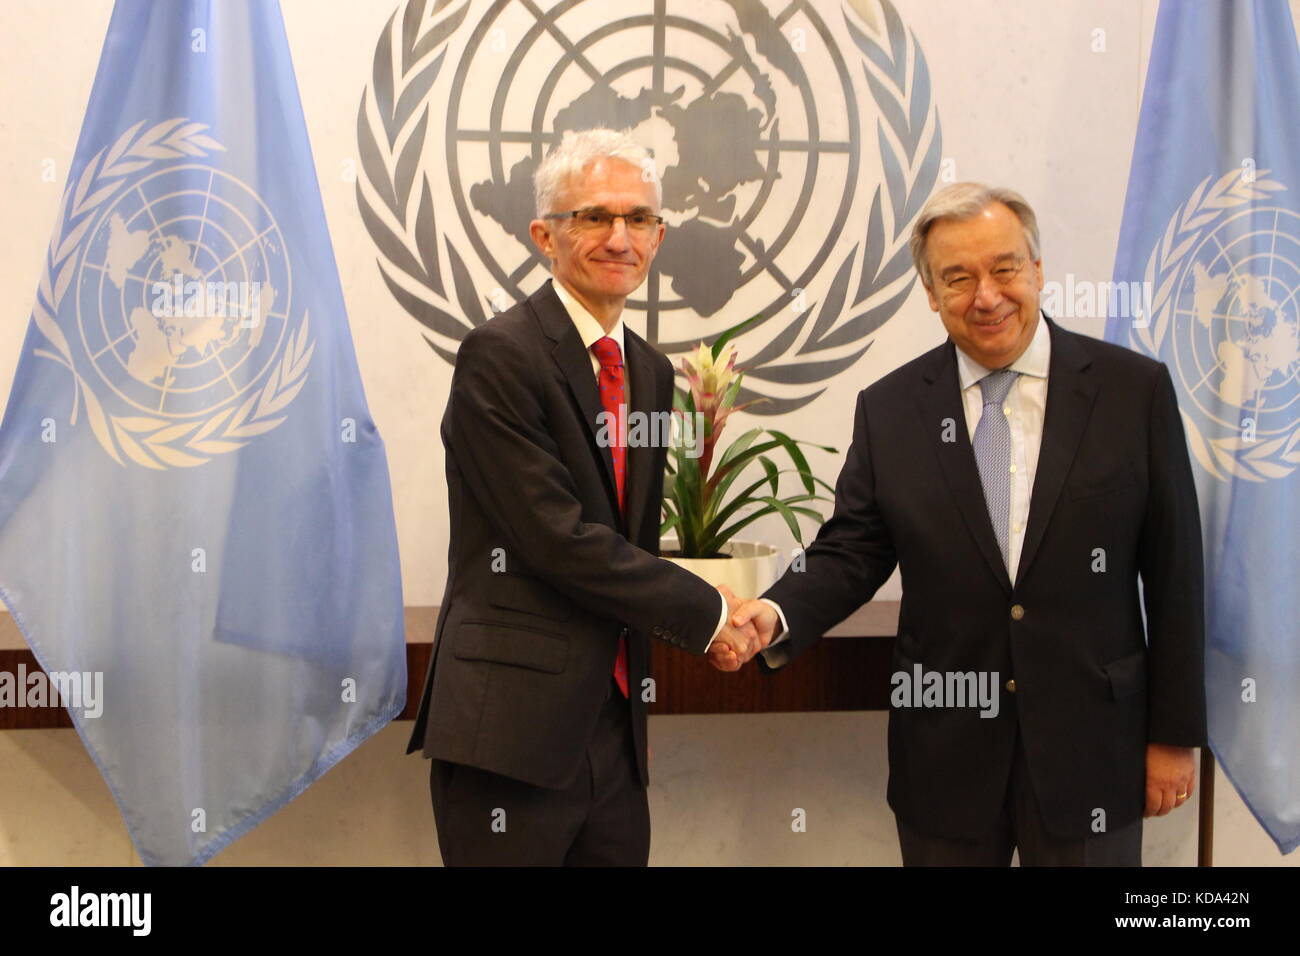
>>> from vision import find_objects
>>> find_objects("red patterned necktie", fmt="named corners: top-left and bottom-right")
top-left (590, 336), bottom-right (629, 698)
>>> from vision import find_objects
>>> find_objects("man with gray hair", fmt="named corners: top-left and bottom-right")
top-left (407, 127), bottom-right (762, 865)
top-left (731, 182), bottom-right (1206, 865)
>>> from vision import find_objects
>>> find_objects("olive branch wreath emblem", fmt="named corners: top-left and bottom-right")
top-left (32, 118), bottom-right (315, 470)
top-left (1129, 168), bottom-right (1300, 482)
top-left (357, 0), bottom-right (940, 410)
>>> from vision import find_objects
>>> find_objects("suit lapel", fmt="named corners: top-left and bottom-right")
top-left (622, 329), bottom-right (658, 539)
top-left (1015, 318), bottom-right (1098, 584)
top-left (533, 282), bottom-right (624, 525)
top-left (916, 343), bottom-right (1013, 594)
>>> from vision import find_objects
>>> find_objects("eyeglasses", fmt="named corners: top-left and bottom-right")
top-left (939, 258), bottom-right (1029, 297)
top-left (543, 206), bottom-right (665, 235)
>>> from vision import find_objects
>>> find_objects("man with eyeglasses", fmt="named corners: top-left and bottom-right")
top-left (730, 182), bottom-right (1206, 865)
top-left (407, 127), bottom-right (763, 865)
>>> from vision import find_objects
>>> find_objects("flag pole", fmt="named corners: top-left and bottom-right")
top-left (1197, 747), bottom-right (1215, 866)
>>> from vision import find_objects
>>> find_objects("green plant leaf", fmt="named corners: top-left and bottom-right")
top-left (699, 506), bottom-right (783, 554)
top-left (714, 427), bottom-right (763, 466)
top-left (700, 473), bottom-right (787, 539)
top-left (672, 444), bottom-right (704, 553)
top-left (710, 313), bottom-right (763, 361)
top-left (786, 506), bottom-right (825, 520)
top-left (707, 437), bottom-right (783, 488)
top-left (673, 384), bottom-right (694, 414)
top-left (700, 466), bottom-right (816, 540)
top-left (766, 430), bottom-right (816, 494)
top-left (707, 446), bottom-right (778, 511)
top-left (758, 495), bottom-right (803, 542)
top-left (809, 474), bottom-right (836, 495)
top-left (705, 430), bottom-right (773, 517)
top-left (720, 375), bottom-right (744, 410)
top-left (759, 455), bottom-right (780, 496)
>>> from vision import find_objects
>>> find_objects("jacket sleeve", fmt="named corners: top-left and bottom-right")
top-left (1138, 363), bottom-right (1208, 746)
top-left (444, 323), bottom-right (721, 654)
top-left (760, 387), bottom-right (898, 668)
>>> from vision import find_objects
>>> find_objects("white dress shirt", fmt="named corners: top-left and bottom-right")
top-left (954, 311), bottom-right (1051, 585)
top-left (762, 312), bottom-right (1053, 648)
top-left (553, 279), bottom-right (628, 382)
top-left (551, 280), bottom-right (730, 649)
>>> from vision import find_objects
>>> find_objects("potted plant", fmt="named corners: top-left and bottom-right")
top-left (661, 318), bottom-right (837, 599)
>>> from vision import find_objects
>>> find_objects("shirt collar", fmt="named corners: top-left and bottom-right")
top-left (955, 310), bottom-right (1051, 391)
top-left (552, 279), bottom-right (625, 357)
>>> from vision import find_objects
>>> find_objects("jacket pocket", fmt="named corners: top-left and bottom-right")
top-left (1101, 649), bottom-right (1146, 700)
top-left (1067, 465), bottom-right (1137, 501)
top-left (453, 622), bottom-right (568, 674)
top-left (488, 572), bottom-right (573, 622)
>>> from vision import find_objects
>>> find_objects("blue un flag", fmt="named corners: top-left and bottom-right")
top-left (0, 1), bottom-right (406, 865)
top-left (1106, 0), bottom-right (1300, 853)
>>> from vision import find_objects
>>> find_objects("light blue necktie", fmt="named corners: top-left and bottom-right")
top-left (973, 369), bottom-right (1021, 568)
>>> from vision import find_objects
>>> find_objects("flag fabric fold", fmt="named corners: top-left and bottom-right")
top-left (1106, 0), bottom-right (1300, 854)
top-left (0, 0), bottom-right (406, 865)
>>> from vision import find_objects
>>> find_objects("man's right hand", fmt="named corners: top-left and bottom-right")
top-left (708, 622), bottom-right (761, 672)
top-left (707, 587), bottom-right (776, 672)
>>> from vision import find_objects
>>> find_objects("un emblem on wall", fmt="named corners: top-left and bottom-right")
top-left (1129, 169), bottom-right (1300, 482)
top-left (34, 119), bottom-right (314, 469)
top-left (358, 0), bottom-right (942, 413)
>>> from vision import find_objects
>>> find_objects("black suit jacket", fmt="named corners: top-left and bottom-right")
top-left (763, 317), bottom-right (1206, 840)
top-left (406, 280), bottom-right (721, 790)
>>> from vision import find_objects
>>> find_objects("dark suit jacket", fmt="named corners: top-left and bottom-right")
top-left (762, 316), bottom-right (1206, 840)
top-left (406, 279), bottom-right (721, 791)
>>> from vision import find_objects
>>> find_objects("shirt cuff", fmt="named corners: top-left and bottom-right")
top-left (702, 592), bottom-right (729, 653)
top-left (760, 598), bottom-right (790, 646)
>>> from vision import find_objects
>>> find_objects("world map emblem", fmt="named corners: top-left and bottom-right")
top-left (358, 0), bottom-right (942, 413)
top-left (32, 119), bottom-right (315, 469)
top-left (1126, 169), bottom-right (1300, 482)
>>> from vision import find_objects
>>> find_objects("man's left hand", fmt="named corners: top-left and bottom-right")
top-left (1145, 743), bottom-right (1196, 816)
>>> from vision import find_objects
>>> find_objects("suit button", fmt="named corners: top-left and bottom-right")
top-left (1010, 604), bottom-right (1025, 621)
top-left (1005, 679), bottom-right (1017, 693)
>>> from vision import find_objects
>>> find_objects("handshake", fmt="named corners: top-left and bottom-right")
top-left (707, 584), bottom-right (780, 672)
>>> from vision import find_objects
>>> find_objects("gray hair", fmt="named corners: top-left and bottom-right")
top-left (532, 127), bottom-right (661, 217)
top-left (910, 183), bottom-right (1041, 289)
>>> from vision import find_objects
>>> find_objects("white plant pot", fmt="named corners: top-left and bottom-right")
top-left (661, 537), bottom-right (782, 600)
